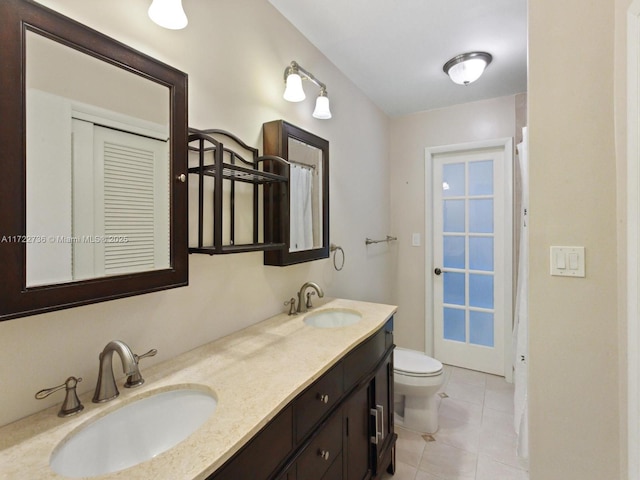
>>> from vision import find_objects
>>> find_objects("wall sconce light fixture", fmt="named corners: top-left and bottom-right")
top-left (443, 52), bottom-right (492, 86)
top-left (148, 0), bottom-right (188, 30)
top-left (283, 61), bottom-right (332, 119)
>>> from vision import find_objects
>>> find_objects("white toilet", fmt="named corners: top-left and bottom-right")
top-left (393, 347), bottom-right (445, 434)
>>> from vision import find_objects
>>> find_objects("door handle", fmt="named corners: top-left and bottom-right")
top-left (434, 267), bottom-right (442, 275)
top-left (376, 404), bottom-right (385, 441)
top-left (370, 408), bottom-right (380, 445)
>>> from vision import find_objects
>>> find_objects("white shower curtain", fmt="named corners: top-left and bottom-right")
top-left (289, 164), bottom-right (313, 252)
top-left (513, 126), bottom-right (529, 460)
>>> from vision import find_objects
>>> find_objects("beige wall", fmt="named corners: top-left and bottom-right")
top-left (615, 1), bottom-right (630, 477)
top-left (529, 0), bottom-right (621, 478)
top-left (1, 0), bottom-right (633, 477)
top-left (389, 95), bottom-right (519, 353)
top-left (0, 0), bottom-right (392, 426)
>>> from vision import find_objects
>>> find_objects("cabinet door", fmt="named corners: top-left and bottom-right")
top-left (208, 406), bottom-right (293, 480)
top-left (372, 352), bottom-right (395, 476)
top-left (344, 382), bottom-right (372, 480)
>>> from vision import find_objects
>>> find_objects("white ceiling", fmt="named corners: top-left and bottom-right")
top-left (268, 0), bottom-right (528, 117)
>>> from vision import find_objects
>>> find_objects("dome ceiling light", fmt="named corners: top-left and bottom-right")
top-left (443, 52), bottom-right (493, 86)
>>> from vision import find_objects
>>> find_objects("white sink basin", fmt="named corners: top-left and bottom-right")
top-left (304, 309), bottom-right (362, 328)
top-left (50, 387), bottom-right (217, 478)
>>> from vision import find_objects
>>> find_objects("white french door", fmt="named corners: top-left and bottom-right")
top-left (427, 139), bottom-right (513, 377)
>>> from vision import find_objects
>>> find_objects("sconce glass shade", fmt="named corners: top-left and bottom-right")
top-left (148, 0), bottom-right (188, 30)
top-left (443, 52), bottom-right (492, 85)
top-left (312, 93), bottom-right (332, 119)
top-left (283, 72), bottom-right (306, 102)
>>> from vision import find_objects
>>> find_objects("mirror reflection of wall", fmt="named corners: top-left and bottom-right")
top-left (288, 138), bottom-right (323, 252)
top-left (25, 30), bottom-right (171, 287)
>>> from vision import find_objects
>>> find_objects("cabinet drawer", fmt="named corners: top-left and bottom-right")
top-left (294, 361), bottom-right (343, 442)
top-left (344, 327), bottom-right (386, 388)
top-left (296, 411), bottom-right (343, 480)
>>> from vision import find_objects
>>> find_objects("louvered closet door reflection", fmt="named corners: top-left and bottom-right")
top-left (72, 123), bottom-right (169, 278)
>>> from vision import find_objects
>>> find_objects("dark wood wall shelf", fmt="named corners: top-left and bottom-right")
top-left (188, 128), bottom-right (289, 255)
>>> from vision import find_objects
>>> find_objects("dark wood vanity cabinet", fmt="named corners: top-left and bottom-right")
top-left (208, 319), bottom-right (396, 480)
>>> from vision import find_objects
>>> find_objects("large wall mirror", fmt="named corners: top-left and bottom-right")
top-left (263, 120), bottom-right (329, 266)
top-left (0, 0), bottom-right (188, 321)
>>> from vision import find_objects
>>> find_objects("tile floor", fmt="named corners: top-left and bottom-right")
top-left (382, 365), bottom-right (529, 480)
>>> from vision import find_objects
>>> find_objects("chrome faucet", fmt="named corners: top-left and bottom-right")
top-left (92, 340), bottom-right (138, 403)
top-left (297, 282), bottom-right (324, 313)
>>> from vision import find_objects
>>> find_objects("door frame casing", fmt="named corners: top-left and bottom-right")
top-left (425, 138), bottom-right (514, 382)
top-left (627, 2), bottom-right (640, 477)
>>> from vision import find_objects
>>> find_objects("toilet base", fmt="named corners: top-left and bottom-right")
top-left (396, 393), bottom-right (439, 434)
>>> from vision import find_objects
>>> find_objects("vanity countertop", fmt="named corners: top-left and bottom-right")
top-left (0, 298), bottom-right (397, 479)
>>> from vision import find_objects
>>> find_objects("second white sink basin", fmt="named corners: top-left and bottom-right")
top-left (50, 387), bottom-right (217, 478)
top-left (304, 309), bottom-right (362, 328)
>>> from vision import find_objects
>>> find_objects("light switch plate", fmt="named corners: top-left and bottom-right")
top-left (412, 233), bottom-right (421, 247)
top-left (550, 246), bottom-right (585, 277)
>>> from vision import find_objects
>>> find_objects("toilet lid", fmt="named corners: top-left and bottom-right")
top-left (394, 348), bottom-right (443, 376)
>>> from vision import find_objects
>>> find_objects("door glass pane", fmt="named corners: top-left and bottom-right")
top-left (469, 199), bottom-right (493, 233)
top-left (442, 163), bottom-right (465, 197)
top-left (443, 235), bottom-right (465, 269)
top-left (469, 274), bottom-right (493, 309)
top-left (469, 237), bottom-right (493, 271)
top-left (469, 160), bottom-right (493, 195)
top-left (444, 271), bottom-right (465, 305)
top-left (470, 310), bottom-right (494, 347)
top-left (444, 307), bottom-right (466, 342)
top-left (443, 199), bottom-right (465, 232)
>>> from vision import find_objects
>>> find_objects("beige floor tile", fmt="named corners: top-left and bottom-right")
top-left (478, 427), bottom-right (522, 470)
top-left (381, 460), bottom-right (418, 480)
top-left (435, 415), bottom-right (481, 453)
top-left (443, 379), bottom-right (486, 406)
top-left (396, 427), bottom-right (428, 467)
top-left (484, 387), bottom-right (515, 414)
top-left (440, 397), bottom-right (484, 426)
top-left (419, 441), bottom-right (477, 479)
top-left (475, 454), bottom-right (529, 480)
top-left (389, 366), bottom-right (528, 480)
top-left (448, 366), bottom-right (488, 387)
top-left (481, 406), bottom-right (517, 437)
top-left (485, 373), bottom-right (515, 392)
top-left (415, 470), bottom-right (445, 480)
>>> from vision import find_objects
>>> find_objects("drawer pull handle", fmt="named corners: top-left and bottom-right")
top-left (318, 393), bottom-right (329, 404)
top-left (318, 449), bottom-right (330, 461)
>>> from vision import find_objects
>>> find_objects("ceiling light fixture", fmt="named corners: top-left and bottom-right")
top-left (148, 0), bottom-right (188, 30)
top-left (443, 52), bottom-right (492, 86)
top-left (283, 61), bottom-right (332, 119)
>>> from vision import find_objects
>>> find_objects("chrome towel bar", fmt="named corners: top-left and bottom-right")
top-left (365, 236), bottom-right (397, 246)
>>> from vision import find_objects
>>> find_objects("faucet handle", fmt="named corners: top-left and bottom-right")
top-left (305, 291), bottom-right (317, 309)
top-left (124, 349), bottom-right (157, 389)
top-left (284, 298), bottom-right (297, 315)
top-left (35, 376), bottom-right (84, 417)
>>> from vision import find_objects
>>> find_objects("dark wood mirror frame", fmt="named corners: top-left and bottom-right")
top-left (263, 120), bottom-right (329, 266)
top-left (0, 0), bottom-right (188, 321)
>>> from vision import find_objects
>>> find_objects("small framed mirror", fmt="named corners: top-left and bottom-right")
top-left (263, 120), bottom-right (329, 266)
top-left (0, 0), bottom-right (188, 321)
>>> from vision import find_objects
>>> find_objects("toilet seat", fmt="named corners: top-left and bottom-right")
top-left (394, 348), bottom-right (443, 377)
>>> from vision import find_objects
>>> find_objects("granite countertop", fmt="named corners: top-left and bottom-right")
top-left (0, 298), bottom-right (397, 479)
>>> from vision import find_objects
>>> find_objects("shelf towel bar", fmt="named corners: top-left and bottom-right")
top-left (365, 236), bottom-right (397, 246)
